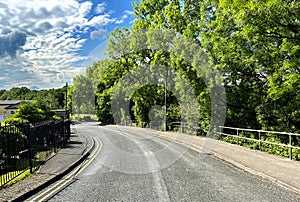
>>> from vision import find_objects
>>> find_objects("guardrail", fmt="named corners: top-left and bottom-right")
top-left (218, 126), bottom-right (300, 160)
top-left (124, 120), bottom-right (187, 132)
top-left (123, 120), bottom-right (202, 134)
top-left (0, 120), bottom-right (71, 188)
top-left (121, 120), bottom-right (300, 160)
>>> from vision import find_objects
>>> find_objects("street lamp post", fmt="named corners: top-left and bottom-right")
top-left (164, 68), bottom-right (168, 132)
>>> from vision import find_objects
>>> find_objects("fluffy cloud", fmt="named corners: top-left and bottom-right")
top-left (79, 1), bottom-right (93, 17)
top-left (0, 0), bottom-right (116, 89)
top-left (115, 10), bottom-right (133, 24)
top-left (90, 29), bottom-right (108, 40)
top-left (95, 2), bottom-right (106, 14)
top-left (124, 10), bottom-right (134, 15)
top-left (85, 14), bottom-right (116, 28)
top-left (0, 31), bottom-right (27, 57)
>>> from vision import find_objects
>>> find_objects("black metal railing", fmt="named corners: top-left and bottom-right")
top-left (0, 120), bottom-right (70, 188)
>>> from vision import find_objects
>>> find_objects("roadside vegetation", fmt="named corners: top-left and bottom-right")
top-left (1, 0), bottom-right (299, 160)
top-left (69, 0), bottom-right (300, 159)
top-left (0, 100), bottom-right (69, 188)
top-left (72, 0), bottom-right (300, 132)
top-left (2, 101), bottom-right (61, 125)
top-left (0, 87), bottom-right (67, 110)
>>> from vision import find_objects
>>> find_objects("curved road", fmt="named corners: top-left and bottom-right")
top-left (48, 123), bottom-right (299, 201)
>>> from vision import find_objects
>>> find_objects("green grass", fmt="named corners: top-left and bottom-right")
top-left (0, 149), bottom-right (53, 188)
top-left (71, 113), bottom-right (98, 122)
top-left (222, 135), bottom-right (300, 160)
top-left (34, 150), bottom-right (52, 161)
top-left (0, 169), bottom-right (33, 190)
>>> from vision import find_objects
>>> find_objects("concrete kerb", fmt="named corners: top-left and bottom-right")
top-left (211, 152), bottom-right (300, 197)
top-left (156, 132), bottom-right (300, 197)
top-left (11, 134), bottom-right (96, 202)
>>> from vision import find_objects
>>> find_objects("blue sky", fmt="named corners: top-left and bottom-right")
top-left (0, 0), bottom-right (137, 89)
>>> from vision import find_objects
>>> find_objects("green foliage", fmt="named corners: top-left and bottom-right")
top-left (0, 86), bottom-right (67, 110)
top-left (72, 74), bottom-right (95, 115)
top-left (67, 0), bottom-right (300, 161)
top-left (198, 0), bottom-right (300, 132)
top-left (4, 101), bottom-right (57, 124)
top-left (0, 87), bottom-right (30, 100)
top-left (0, 127), bottom-right (27, 157)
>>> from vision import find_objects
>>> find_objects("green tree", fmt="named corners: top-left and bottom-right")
top-left (76, 0), bottom-right (300, 136)
top-left (198, 0), bottom-right (300, 132)
top-left (0, 86), bottom-right (67, 110)
top-left (130, 1), bottom-right (210, 130)
top-left (5, 101), bottom-right (57, 124)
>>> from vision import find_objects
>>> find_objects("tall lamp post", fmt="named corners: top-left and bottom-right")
top-left (164, 68), bottom-right (168, 132)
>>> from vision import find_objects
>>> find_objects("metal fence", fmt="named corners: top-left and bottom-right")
top-left (0, 120), bottom-right (70, 188)
top-left (122, 120), bottom-right (300, 160)
top-left (218, 126), bottom-right (300, 160)
top-left (124, 120), bottom-right (201, 134)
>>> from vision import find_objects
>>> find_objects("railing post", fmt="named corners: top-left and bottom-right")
top-left (289, 134), bottom-right (292, 160)
top-left (259, 131), bottom-right (262, 151)
top-left (25, 123), bottom-right (33, 174)
top-left (181, 122), bottom-right (184, 134)
top-left (67, 120), bottom-right (71, 140)
top-left (237, 129), bottom-right (239, 145)
top-left (51, 122), bottom-right (57, 153)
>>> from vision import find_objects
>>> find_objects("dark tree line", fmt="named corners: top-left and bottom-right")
top-left (0, 86), bottom-right (67, 110)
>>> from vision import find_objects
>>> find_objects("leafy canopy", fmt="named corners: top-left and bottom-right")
top-left (5, 101), bottom-right (58, 124)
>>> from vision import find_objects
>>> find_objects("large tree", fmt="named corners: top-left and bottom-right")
top-left (198, 0), bottom-right (300, 132)
top-left (77, 0), bottom-right (300, 134)
top-left (5, 101), bottom-right (57, 124)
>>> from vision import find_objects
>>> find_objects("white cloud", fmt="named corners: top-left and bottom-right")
top-left (124, 10), bottom-right (134, 15)
top-left (90, 29), bottom-right (108, 40)
top-left (115, 19), bottom-right (125, 24)
top-left (115, 10), bottom-right (133, 25)
top-left (0, 0), bottom-right (116, 89)
top-left (79, 1), bottom-right (93, 17)
top-left (95, 2), bottom-right (106, 14)
top-left (0, 31), bottom-right (27, 57)
top-left (85, 14), bottom-right (116, 28)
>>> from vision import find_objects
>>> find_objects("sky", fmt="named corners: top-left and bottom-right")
top-left (0, 0), bottom-right (137, 90)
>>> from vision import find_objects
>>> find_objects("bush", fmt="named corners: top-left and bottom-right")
top-left (0, 127), bottom-right (27, 158)
top-left (4, 101), bottom-right (56, 124)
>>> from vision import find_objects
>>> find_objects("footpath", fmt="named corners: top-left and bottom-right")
top-left (0, 127), bottom-right (94, 202)
top-left (157, 131), bottom-right (300, 195)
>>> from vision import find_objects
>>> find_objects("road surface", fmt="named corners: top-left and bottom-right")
top-left (47, 123), bottom-right (300, 201)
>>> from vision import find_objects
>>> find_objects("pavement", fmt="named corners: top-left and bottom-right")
top-left (0, 126), bottom-right (95, 202)
top-left (157, 131), bottom-right (300, 195)
top-left (1, 124), bottom-right (300, 201)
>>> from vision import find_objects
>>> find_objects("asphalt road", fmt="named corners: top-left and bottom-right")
top-left (48, 123), bottom-right (300, 201)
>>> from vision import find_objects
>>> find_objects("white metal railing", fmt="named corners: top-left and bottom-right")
top-left (120, 120), bottom-right (300, 160)
top-left (218, 126), bottom-right (300, 160)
